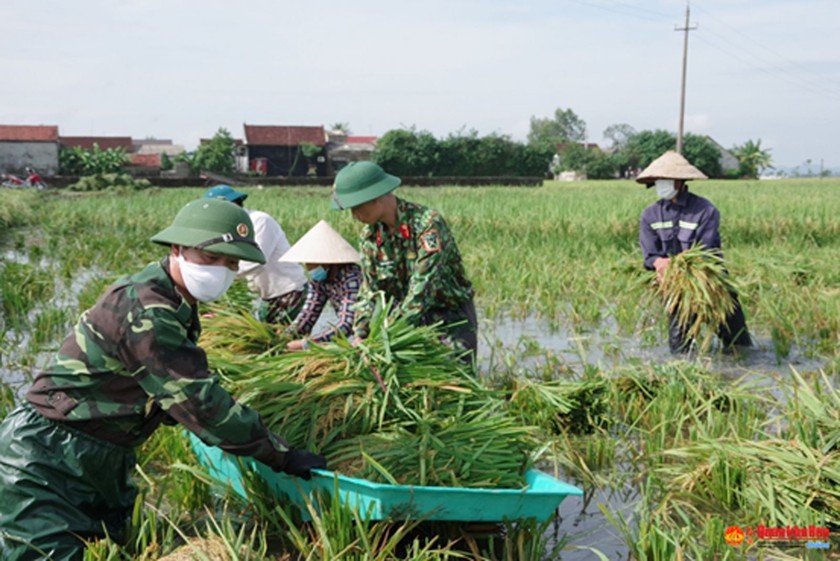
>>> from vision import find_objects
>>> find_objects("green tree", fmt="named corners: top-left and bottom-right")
top-left (732, 139), bottom-right (773, 178)
top-left (180, 128), bottom-right (236, 175)
top-left (622, 130), bottom-right (724, 178)
top-left (59, 144), bottom-right (129, 176)
top-left (160, 152), bottom-right (173, 171)
top-left (602, 123), bottom-right (637, 150)
top-left (527, 107), bottom-right (587, 151)
top-left (437, 128), bottom-right (483, 176)
top-left (299, 142), bottom-right (323, 177)
top-left (625, 129), bottom-right (676, 171)
top-left (683, 134), bottom-right (723, 179)
top-left (372, 127), bottom-right (440, 176)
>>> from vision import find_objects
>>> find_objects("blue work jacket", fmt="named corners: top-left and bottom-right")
top-left (639, 189), bottom-right (722, 270)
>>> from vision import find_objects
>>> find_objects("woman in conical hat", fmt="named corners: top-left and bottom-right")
top-left (279, 220), bottom-right (362, 350)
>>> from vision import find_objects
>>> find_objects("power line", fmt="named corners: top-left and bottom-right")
top-left (691, 1), bottom-right (840, 98)
top-left (564, 0), bottom-right (671, 23)
top-left (692, 31), bottom-right (840, 99)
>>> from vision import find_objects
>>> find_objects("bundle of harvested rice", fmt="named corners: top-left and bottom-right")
top-left (207, 296), bottom-right (539, 488)
top-left (656, 245), bottom-right (740, 351)
top-left (200, 305), bottom-right (291, 355)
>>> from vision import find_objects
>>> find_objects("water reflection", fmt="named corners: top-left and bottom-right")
top-left (478, 312), bottom-right (828, 379)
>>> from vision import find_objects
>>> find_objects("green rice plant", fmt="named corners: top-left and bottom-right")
top-left (76, 274), bottom-right (121, 314)
top-left (11, 180), bottom-right (840, 352)
top-left (156, 510), bottom-right (269, 561)
top-left (136, 426), bottom-right (212, 516)
top-left (69, 173), bottom-right (152, 192)
top-left (84, 491), bottom-right (179, 561)
top-left (655, 245), bottom-right (741, 353)
top-left (0, 261), bottom-right (56, 329)
top-left (658, 438), bottom-right (840, 527)
top-left (540, 431), bottom-right (618, 488)
top-left (30, 305), bottom-right (73, 347)
top-left (599, 503), bottom-right (685, 561)
top-left (458, 517), bottom-right (568, 561)
top-left (497, 376), bottom-right (610, 435)
top-left (611, 363), bottom-right (770, 456)
top-left (0, 189), bottom-right (39, 232)
top-left (0, 380), bottom-right (16, 421)
top-left (778, 369), bottom-right (839, 453)
top-left (273, 477), bottom-right (464, 561)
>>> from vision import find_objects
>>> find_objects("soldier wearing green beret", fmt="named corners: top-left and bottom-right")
top-left (332, 162), bottom-right (477, 361)
top-left (0, 199), bottom-right (326, 561)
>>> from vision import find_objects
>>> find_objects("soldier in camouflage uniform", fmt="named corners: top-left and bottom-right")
top-left (0, 199), bottom-right (326, 561)
top-left (332, 162), bottom-right (477, 360)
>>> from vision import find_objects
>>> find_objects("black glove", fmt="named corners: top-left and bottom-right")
top-left (275, 448), bottom-right (327, 480)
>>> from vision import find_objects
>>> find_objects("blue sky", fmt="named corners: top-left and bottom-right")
top-left (2, 0), bottom-right (839, 169)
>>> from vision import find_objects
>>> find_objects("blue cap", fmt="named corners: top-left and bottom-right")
top-left (204, 184), bottom-right (248, 203)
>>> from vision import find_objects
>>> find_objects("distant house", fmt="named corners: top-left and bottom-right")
top-left (243, 124), bottom-right (327, 177)
top-left (128, 153), bottom-right (162, 169)
top-left (326, 132), bottom-right (377, 172)
top-left (132, 138), bottom-right (185, 157)
top-left (0, 125), bottom-right (60, 175)
top-left (705, 136), bottom-right (740, 173)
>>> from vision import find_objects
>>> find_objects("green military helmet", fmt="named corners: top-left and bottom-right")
top-left (331, 161), bottom-right (401, 210)
top-left (151, 199), bottom-right (266, 264)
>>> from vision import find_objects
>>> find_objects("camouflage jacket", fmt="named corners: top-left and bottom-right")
top-left (26, 258), bottom-right (288, 463)
top-left (354, 198), bottom-right (474, 336)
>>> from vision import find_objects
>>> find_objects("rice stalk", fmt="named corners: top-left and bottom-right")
top-left (656, 245), bottom-right (740, 352)
top-left (212, 295), bottom-right (538, 488)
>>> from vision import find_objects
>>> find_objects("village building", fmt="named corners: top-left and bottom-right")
top-left (0, 125), bottom-right (60, 176)
top-left (243, 124), bottom-right (327, 177)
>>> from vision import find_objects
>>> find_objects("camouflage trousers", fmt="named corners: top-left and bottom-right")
top-left (422, 298), bottom-right (478, 366)
top-left (258, 287), bottom-right (307, 325)
top-left (0, 404), bottom-right (137, 561)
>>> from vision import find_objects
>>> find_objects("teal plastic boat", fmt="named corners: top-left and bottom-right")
top-left (190, 434), bottom-right (583, 522)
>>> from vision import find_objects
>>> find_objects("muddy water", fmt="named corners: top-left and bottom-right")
top-left (478, 312), bottom-right (827, 379)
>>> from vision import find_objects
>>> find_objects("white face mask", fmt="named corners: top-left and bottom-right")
top-left (176, 252), bottom-right (237, 302)
top-left (655, 179), bottom-right (678, 200)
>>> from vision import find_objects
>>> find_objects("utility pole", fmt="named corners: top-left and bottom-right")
top-left (675, 1), bottom-right (697, 154)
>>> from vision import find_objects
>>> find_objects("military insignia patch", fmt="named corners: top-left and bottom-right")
top-left (420, 229), bottom-right (441, 253)
top-left (236, 223), bottom-right (249, 237)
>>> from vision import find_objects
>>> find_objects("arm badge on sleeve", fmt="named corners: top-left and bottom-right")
top-left (419, 229), bottom-right (441, 254)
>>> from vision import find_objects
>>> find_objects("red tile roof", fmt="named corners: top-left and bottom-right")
top-left (0, 125), bottom-right (59, 142)
top-left (347, 136), bottom-right (377, 144)
top-left (60, 136), bottom-right (133, 151)
top-left (129, 153), bottom-right (161, 167)
top-left (244, 125), bottom-right (326, 146)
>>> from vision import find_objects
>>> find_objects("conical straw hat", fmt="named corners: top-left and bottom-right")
top-left (279, 220), bottom-right (361, 264)
top-left (636, 150), bottom-right (708, 186)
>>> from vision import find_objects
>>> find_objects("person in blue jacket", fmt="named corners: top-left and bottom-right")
top-left (637, 151), bottom-right (752, 354)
